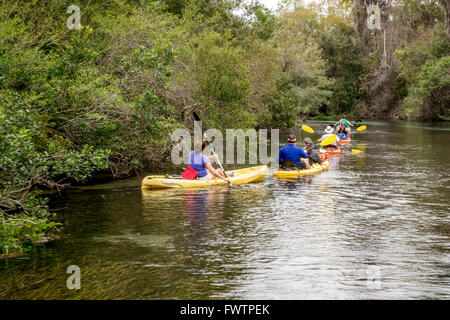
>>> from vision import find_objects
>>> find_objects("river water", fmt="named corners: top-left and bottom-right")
top-left (1, 121), bottom-right (449, 299)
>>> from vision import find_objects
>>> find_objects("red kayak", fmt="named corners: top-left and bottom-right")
top-left (319, 147), bottom-right (342, 157)
top-left (338, 137), bottom-right (351, 144)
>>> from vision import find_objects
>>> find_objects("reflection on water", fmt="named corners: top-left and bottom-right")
top-left (0, 121), bottom-right (449, 299)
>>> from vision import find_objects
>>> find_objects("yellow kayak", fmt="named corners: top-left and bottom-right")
top-left (273, 161), bottom-right (329, 178)
top-left (141, 165), bottom-right (269, 189)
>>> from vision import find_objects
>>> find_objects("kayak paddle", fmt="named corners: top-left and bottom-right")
top-left (301, 124), bottom-right (315, 134)
top-left (316, 134), bottom-right (337, 148)
top-left (339, 142), bottom-right (363, 154)
top-left (316, 134), bottom-right (362, 153)
top-left (348, 125), bottom-right (366, 152)
top-left (300, 129), bottom-right (337, 148)
top-left (356, 125), bottom-right (366, 131)
top-left (330, 122), bottom-right (366, 131)
top-left (192, 112), bottom-right (232, 186)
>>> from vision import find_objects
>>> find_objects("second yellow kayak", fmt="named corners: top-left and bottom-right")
top-left (273, 161), bottom-right (329, 178)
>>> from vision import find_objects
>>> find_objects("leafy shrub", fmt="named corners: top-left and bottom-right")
top-left (0, 94), bottom-right (110, 254)
top-left (400, 56), bottom-right (450, 120)
top-left (395, 30), bottom-right (450, 120)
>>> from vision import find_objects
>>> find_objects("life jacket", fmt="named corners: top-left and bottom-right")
top-left (182, 152), bottom-right (205, 179)
top-left (337, 126), bottom-right (348, 137)
top-left (181, 165), bottom-right (198, 180)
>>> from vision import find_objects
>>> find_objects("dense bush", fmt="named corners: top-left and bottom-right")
top-left (400, 56), bottom-right (450, 120)
top-left (0, 1), bottom-right (184, 254)
top-left (0, 95), bottom-right (110, 254)
top-left (395, 30), bottom-right (450, 120)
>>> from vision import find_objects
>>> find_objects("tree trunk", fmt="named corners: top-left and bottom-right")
top-left (439, 0), bottom-right (450, 34)
top-left (353, 0), bottom-right (370, 50)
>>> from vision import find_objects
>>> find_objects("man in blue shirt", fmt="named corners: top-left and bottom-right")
top-left (277, 134), bottom-right (311, 169)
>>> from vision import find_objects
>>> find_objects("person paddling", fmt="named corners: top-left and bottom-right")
top-left (333, 115), bottom-right (354, 138)
top-left (333, 115), bottom-right (354, 129)
top-left (277, 134), bottom-right (311, 169)
top-left (188, 141), bottom-right (230, 182)
top-left (320, 126), bottom-right (340, 148)
top-left (336, 121), bottom-right (351, 139)
top-left (303, 137), bottom-right (322, 166)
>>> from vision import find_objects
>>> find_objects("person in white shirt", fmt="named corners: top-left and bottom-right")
top-left (320, 126), bottom-right (340, 148)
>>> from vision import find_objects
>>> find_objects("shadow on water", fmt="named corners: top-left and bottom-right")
top-left (0, 185), bottom-right (272, 299)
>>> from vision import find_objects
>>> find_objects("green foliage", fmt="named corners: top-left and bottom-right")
top-left (183, 30), bottom-right (254, 128)
top-left (397, 0), bottom-right (444, 30)
top-left (251, 6), bottom-right (279, 40)
top-left (0, 213), bottom-right (59, 255)
top-left (268, 6), bottom-right (333, 126)
top-left (162, 0), bottom-right (189, 15)
top-left (316, 14), bottom-right (363, 113)
top-left (0, 95), bottom-right (110, 254)
top-left (395, 29), bottom-right (450, 82)
top-left (400, 56), bottom-right (450, 120)
top-left (194, 31), bottom-right (250, 104)
top-left (395, 30), bottom-right (450, 120)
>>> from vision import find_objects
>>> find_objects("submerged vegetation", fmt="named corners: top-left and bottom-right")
top-left (0, 0), bottom-right (448, 254)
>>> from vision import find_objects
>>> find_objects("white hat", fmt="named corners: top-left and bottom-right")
top-left (325, 126), bottom-right (333, 134)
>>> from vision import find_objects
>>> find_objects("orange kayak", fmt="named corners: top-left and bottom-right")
top-left (319, 147), bottom-right (342, 156)
top-left (338, 138), bottom-right (351, 144)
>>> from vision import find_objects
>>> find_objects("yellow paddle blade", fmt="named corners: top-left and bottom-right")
top-left (351, 149), bottom-right (362, 154)
top-left (356, 144), bottom-right (366, 152)
top-left (301, 124), bottom-right (315, 134)
top-left (320, 134), bottom-right (337, 146)
top-left (356, 125), bottom-right (366, 131)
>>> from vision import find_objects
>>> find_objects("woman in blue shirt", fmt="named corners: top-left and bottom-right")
top-left (189, 141), bottom-right (230, 181)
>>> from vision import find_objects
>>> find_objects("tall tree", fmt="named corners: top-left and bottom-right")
top-left (353, 0), bottom-right (369, 50)
top-left (438, 0), bottom-right (450, 34)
